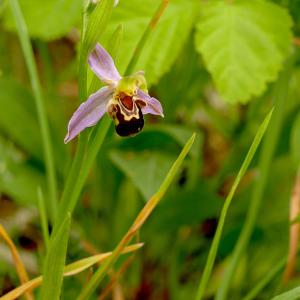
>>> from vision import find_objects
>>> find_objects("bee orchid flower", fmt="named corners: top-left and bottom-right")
top-left (64, 43), bottom-right (164, 143)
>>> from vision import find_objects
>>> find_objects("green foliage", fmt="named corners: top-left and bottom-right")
top-left (110, 150), bottom-right (176, 200)
top-left (3, 0), bottom-right (82, 40)
top-left (2, 0), bottom-right (300, 299)
top-left (195, 0), bottom-right (292, 103)
top-left (0, 78), bottom-right (42, 160)
top-left (41, 213), bottom-right (71, 300)
top-left (0, 136), bottom-right (45, 205)
top-left (103, 0), bottom-right (199, 84)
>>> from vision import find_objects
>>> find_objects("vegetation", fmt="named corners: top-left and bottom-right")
top-left (0, 0), bottom-right (300, 299)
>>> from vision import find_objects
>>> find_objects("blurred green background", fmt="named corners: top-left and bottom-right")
top-left (1, 0), bottom-right (300, 299)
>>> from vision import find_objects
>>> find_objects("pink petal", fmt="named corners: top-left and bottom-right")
top-left (136, 89), bottom-right (164, 117)
top-left (88, 43), bottom-right (121, 85)
top-left (64, 87), bottom-right (113, 143)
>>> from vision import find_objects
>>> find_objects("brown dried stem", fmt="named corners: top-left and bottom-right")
top-left (283, 168), bottom-right (300, 282)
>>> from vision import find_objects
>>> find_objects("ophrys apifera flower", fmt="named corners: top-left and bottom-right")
top-left (64, 43), bottom-right (164, 143)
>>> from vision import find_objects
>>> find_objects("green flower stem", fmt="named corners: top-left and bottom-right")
top-left (53, 0), bottom-right (114, 232)
top-left (56, 0), bottom-right (165, 230)
top-left (65, 116), bottom-right (111, 216)
top-left (125, 0), bottom-right (169, 76)
top-left (9, 0), bottom-right (58, 221)
top-left (242, 258), bottom-right (286, 300)
top-left (216, 58), bottom-right (294, 300)
top-left (195, 109), bottom-right (273, 300)
top-left (53, 133), bottom-right (88, 234)
top-left (77, 134), bottom-right (196, 300)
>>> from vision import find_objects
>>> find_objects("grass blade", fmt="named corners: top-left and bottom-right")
top-left (242, 258), bottom-right (286, 300)
top-left (195, 109), bottom-right (273, 300)
top-left (0, 243), bottom-right (143, 300)
top-left (216, 57), bottom-right (293, 300)
top-left (77, 133), bottom-right (196, 300)
top-left (271, 287), bottom-right (300, 300)
top-left (37, 187), bottom-right (50, 250)
top-left (0, 225), bottom-right (33, 300)
top-left (9, 0), bottom-right (58, 221)
top-left (41, 213), bottom-right (71, 300)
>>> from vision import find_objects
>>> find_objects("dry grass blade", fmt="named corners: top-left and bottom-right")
top-left (0, 243), bottom-right (143, 300)
top-left (0, 224), bottom-right (33, 300)
top-left (78, 134), bottom-right (196, 300)
top-left (98, 255), bottom-right (135, 300)
top-left (283, 169), bottom-right (300, 282)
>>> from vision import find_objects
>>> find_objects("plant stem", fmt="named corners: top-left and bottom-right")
top-left (9, 0), bottom-right (58, 221)
top-left (54, 133), bottom-right (88, 233)
top-left (216, 57), bottom-right (294, 300)
top-left (64, 116), bottom-right (111, 216)
top-left (53, 0), bottom-right (114, 232)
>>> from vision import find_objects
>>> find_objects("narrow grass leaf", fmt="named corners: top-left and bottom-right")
top-left (195, 110), bottom-right (273, 300)
top-left (78, 134), bottom-right (196, 300)
top-left (37, 187), bottom-right (50, 250)
top-left (216, 57), bottom-right (294, 300)
top-left (0, 244), bottom-right (143, 300)
top-left (0, 225), bottom-right (33, 300)
top-left (41, 213), bottom-right (71, 300)
top-left (64, 243), bottom-right (143, 276)
top-left (242, 258), bottom-right (286, 300)
top-left (9, 0), bottom-right (58, 221)
top-left (271, 287), bottom-right (300, 300)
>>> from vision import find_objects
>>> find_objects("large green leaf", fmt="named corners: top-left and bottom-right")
top-left (110, 150), bottom-right (177, 200)
top-left (4, 0), bottom-right (82, 40)
top-left (102, 0), bottom-right (199, 85)
top-left (195, 0), bottom-right (292, 103)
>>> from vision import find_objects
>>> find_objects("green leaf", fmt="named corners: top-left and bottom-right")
top-left (290, 112), bottom-right (300, 165)
top-left (195, 0), bottom-right (292, 103)
top-left (0, 136), bottom-right (45, 205)
top-left (146, 124), bottom-right (201, 158)
top-left (271, 287), bottom-right (300, 300)
top-left (0, 78), bottom-right (67, 175)
top-left (0, 78), bottom-right (42, 159)
top-left (4, 0), bottom-right (82, 40)
top-left (41, 213), bottom-right (71, 300)
top-left (110, 150), bottom-right (177, 200)
top-left (102, 0), bottom-right (199, 84)
top-left (151, 183), bottom-right (222, 231)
